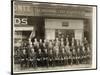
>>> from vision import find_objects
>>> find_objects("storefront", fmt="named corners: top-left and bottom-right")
top-left (14, 1), bottom-right (92, 46)
top-left (14, 16), bottom-right (34, 46)
top-left (13, 1), bottom-right (97, 73)
top-left (45, 19), bottom-right (84, 41)
top-left (14, 16), bottom-right (45, 46)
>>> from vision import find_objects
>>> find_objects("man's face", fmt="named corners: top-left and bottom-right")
top-left (35, 38), bottom-right (37, 41)
top-left (39, 49), bottom-right (41, 53)
top-left (56, 38), bottom-right (58, 41)
top-left (32, 48), bottom-right (34, 53)
top-left (61, 38), bottom-right (63, 41)
top-left (40, 39), bottom-right (42, 42)
top-left (72, 43), bottom-right (74, 46)
top-left (45, 49), bottom-right (47, 53)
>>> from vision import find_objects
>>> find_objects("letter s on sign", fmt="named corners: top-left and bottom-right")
top-left (21, 18), bottom-right (27, 25)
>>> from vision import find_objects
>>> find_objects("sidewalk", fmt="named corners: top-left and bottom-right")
top-left (14, 64), bottom-right (92, 73)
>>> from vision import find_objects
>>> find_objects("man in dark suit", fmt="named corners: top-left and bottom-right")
top-left (37, 48), bottom-right (43, 67)
top-left (53, 43), bottom-right (60, 66)
top-left (76, 47), bottom-right (81, 64)
top-left (43, 48), bottom-right (49, 67)
top-left (48, 49), bottom-right (54, 67)
top-left (28, 47), bottom-right (37, 68)
top-left (20, 47), bottom-right (27, 68)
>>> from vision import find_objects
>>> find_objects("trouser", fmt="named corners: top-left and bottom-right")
top-left (20, 58), bottom-right (27, 68)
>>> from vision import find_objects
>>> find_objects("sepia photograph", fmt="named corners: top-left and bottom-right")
top-left (11, 0), bottom-right (97, 74)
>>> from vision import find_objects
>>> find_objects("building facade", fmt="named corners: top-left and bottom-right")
top-left (14, 1), bottom-right (92, 47)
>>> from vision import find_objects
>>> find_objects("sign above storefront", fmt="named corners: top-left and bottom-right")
top-left (45, 19), bottom-right (84, 30)
top-left (62, 22), bottom-right (69, 27)
top-left (14, 16), bottom-right (42, 26)
top-left (14, 18), bottom-right (28, 25)
top-left (14, 4), bottom-right (92, 18)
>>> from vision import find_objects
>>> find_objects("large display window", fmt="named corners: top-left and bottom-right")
top-left (14, 31), bottom-right (31, 47)
top-left (55, 29), bottom-right (74, 39)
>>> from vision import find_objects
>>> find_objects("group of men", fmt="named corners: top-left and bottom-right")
top-left (14, 36), bottom-right (91, 68)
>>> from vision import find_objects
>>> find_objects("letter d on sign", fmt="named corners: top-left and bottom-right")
top-left (14, 18), bottom-right (21, 25)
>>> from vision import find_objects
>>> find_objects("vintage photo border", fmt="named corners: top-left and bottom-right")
top-left (11, 0), bottom-right (98, 75)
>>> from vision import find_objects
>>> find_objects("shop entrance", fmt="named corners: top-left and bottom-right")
top-left (31, 17), bottom-right (45, 42)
